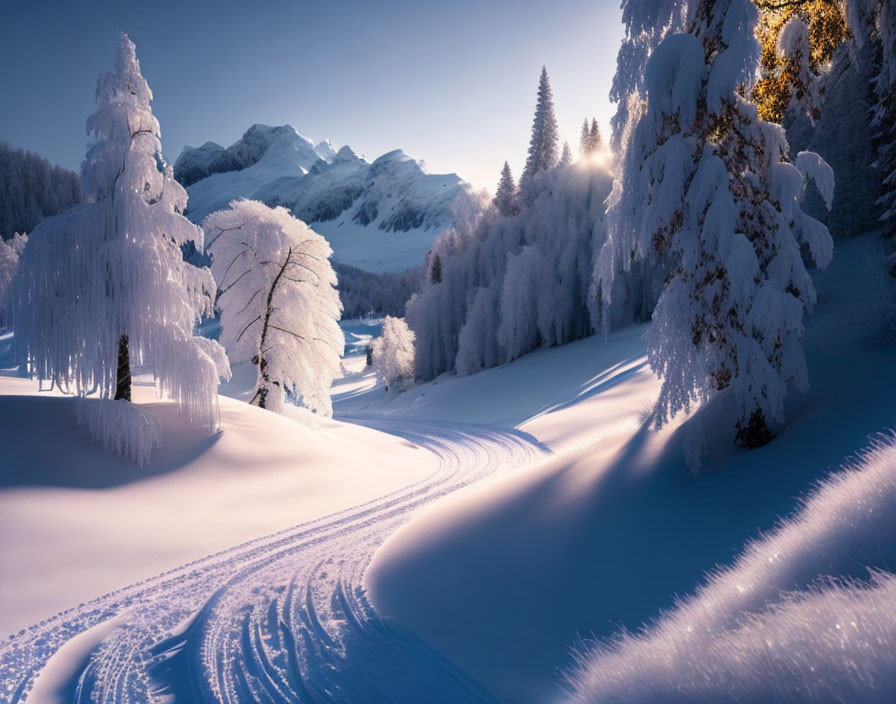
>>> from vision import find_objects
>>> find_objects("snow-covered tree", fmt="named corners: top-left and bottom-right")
top-left (559, 142), bottom-right (573, 167)
top-left (409, 163), bottom-right (612, 381)
top-left (372, 316), bottom-right (415, 392)
top-left (205, 199), bottom-right (343, 416)
top-left (580, 118), bottom-right (592, 158)
top-left (12, 35), bottom-right (228, 465)
top-left (752, 0), bottom-right (849, 124)
top-left (589, 118), bottom-right (603, 154)
top-left (864, 0), bottom-right (896, 235)
top-left (494, 161), bottom-right (519, 217)
top-left (596, 0), bottom-right (834, 450)
top-left (0, 238), bottom-right (19, 326)
top-left (519, 67), bottom-right (559, 198)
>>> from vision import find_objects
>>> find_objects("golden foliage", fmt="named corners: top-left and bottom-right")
top-left (752, 0), bottom-right (850, 123)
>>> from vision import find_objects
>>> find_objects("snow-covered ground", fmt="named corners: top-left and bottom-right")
top-left (363, 233), bottom-right (896, 702)
top-left (3, 234), bottom-right (896, 702)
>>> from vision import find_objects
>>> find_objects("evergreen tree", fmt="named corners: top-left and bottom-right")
top-left (580, 118), bottom-right (592, 158)
top-left (519, 67), bottom-right (559, 198)
top-left (597, 0), bottom-right (834, 453)
top-left (870, 0), bottom-right (896, 235)
top-left (559, 142), bottom-right (573, 167)
top-left (494, 161), bottom-right (519, 216)
top-left (12, 34), bottom-right (229, 465)
top-left (589, 118), bottom-right (603, 154)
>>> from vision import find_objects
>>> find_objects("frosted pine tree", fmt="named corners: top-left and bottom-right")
top-left (494, 161), bottom-right (518, 216)
top-left (580, 118), bottom-right (592, 158)
top-left (519, 67), bottom-right (559, 199)
top-left (205, 199), bottom-right (344, 417)
top-left (372, 316), bottom-right (416, 392)
top-left (589, 118), bottom-right (603, 154)
top-left (12, 34), bottom-right (229, 465)
top-left (559, 142), bottom-right (573, 167)
top-left (596, 0), bottom-right (834, 451)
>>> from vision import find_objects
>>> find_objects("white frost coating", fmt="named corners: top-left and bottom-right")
top-left (796, 151), bottom-right (835, 210)
top-left (570, 435), bottom-right (896, 702)
top-left (75, 398), bottom-right (162, 467)
top-left (205, 199), bottom-right (343, 416)
top-left (11, 35), bottom-right (228, 461)
top-left (371, 316), bottom-right (415, 392)
top-left (597, 0), bottom-right (834, 450)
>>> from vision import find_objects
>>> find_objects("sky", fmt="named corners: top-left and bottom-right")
top-left (0, 0), bottom-right (624, 192)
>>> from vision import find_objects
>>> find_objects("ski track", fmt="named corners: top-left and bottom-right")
top-left (0, 417), bottom-right (549, 703)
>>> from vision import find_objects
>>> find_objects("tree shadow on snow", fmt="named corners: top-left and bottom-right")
top-left (0, 392), bottom-right (220, 489)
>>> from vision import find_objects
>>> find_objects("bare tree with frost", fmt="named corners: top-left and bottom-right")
top-left (205, 199), bottom-right (343, 417)
top-left (12, 34), bottom-right (229, 465)
top-left (596, 0), bottom-right (834, 451)
top-left (372, 316), bottom-right (416, 392)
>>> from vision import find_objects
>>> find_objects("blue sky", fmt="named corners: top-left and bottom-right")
top-left (0, 0), bottom-right (623, 191)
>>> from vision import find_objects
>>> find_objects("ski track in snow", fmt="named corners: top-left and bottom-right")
top-left (0, 417), bottom-right (549, 703)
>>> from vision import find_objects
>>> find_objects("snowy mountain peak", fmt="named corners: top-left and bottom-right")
top-left (315, 139), bottom-right (337, 161)
top-left (182, 124), bottom-right (473, 273)
top-left (174, 123), bottom-right (332, 188)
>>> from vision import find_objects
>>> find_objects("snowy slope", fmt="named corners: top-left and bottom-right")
top-left (0, 375), bottom-right (431, 636)
top-left (363, 233), bottom-right (896, 703)
top-left (182, 125), bottom-right (473, 273)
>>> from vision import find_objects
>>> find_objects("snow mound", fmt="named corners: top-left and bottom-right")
top-left (569, 435), bottom-right (896, 702)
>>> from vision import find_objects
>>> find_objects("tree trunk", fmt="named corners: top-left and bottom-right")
top-left (736, 407), bottom-right (773, 449)
top-left (114, 334), bottom-right (131, 402)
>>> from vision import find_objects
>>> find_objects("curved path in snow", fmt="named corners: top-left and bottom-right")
top-left (0, 417), bottom-right (548, 703)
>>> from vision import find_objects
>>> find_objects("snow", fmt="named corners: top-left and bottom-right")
top-left (364, 233), bottom-right (896, 703)
top-left (0, 375), bottom-right (431, 637)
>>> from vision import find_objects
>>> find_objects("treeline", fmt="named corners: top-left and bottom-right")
top-left (334, 263), bottom-right (423, 319)
top-left (0, 142), bottom-right (81, 238)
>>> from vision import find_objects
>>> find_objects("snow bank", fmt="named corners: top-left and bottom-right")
top-left (569, 436), bottom-right (896, 702)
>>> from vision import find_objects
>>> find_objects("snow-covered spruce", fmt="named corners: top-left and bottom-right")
top-left (371, 316), bottom-right (416, 392)
top-left (494, 161), bottom-right (519, 217)
top-left (596, 0), bottom-right (834, 451)
top-left (11, 34), bottom-right (228, 465)
top-left (205, 199), bottom-right (343, 416)
top-left (519, 66), bottom-right (560, 201)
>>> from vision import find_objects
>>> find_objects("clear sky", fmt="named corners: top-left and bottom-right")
top-left (0, 0), bottom-right (624, 192)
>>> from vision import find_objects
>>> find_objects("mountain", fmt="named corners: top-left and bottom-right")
top-left (174, 124), bottom-right (326, 187)
top-left (176, 125), bottom-right (472, 273)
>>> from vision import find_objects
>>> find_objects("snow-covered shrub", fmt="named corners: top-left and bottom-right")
top-left (596, 0), bottom-right (834, 449)
top-left (12, 34), bottom-right (228, 464)
top-left (408, 162), bottom-right (615, 381)
top-left (205, 199), bottom-right (343, 416)
top-left (372, 316), bottom-right (415, 392)
top-left (569, 434), bottom-right (896, 702)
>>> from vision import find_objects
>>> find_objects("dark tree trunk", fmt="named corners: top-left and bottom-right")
top-left (736, 407), bottom-right (774, 449)
top-left (114, 334), bottom-right (131, 402)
